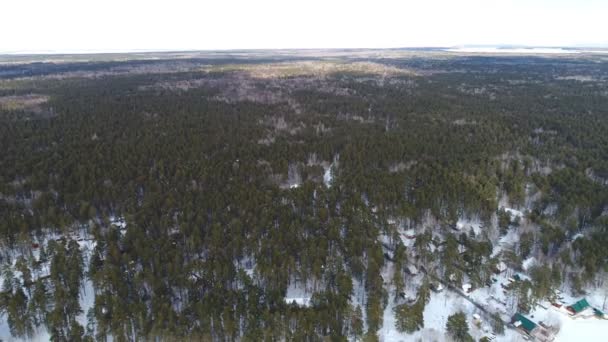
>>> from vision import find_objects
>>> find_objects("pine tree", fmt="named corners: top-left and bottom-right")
top-left (350, 305), bottom-right (364, 340)
top-left (446, 311), bottom-right (473, 342)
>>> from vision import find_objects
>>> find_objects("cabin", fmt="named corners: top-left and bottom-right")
top-left (472, 313), bottom-right (482, 323)
top-left (495, 261), bottom-right (507, 273)
top-left (512, 313), bottom-right (537, 335)
top-left (566, 298), bottom-right (595, 318)
top-left (403, 229), bottom-right (416, 239)
top-left (531, 325), bottom-right (556, 342)
top-left (431, 283), bottom-right (444, 292)
top-left (406, 264), bottom-right (418, 275)
top-left (501, 282), bottom-right (514, 291)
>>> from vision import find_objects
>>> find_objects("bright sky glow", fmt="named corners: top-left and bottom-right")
top-left (2, 0), bottom-right (607, 53)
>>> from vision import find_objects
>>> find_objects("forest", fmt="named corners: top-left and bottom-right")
top-left (0, 51), bottom-right (607, 341)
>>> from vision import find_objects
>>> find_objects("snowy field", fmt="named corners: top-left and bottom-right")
top-left (377, 285), bottom-right (608, 342)
top-left (445, 47), bottom-right (580, 54)
top-left (378, 289), bottom-right (528, 342)
top-left (527, 300), bottom-right (608, 342)
top-left (284, 280), bottom-right (314, 307)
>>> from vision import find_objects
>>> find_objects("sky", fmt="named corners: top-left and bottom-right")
top-left (2, 0), bottom-right (607, 53)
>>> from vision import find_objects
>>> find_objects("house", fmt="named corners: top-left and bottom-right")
top-left (431, 283), bottom-right (444, 292)
top-left (472, 313), bottom-right (482, 323)
top-left (501, 282), bottom-right (514, 291)
top-left (458, 244), bottom-right (467, 254)
top-left (531, 325), bottom-right (556, 342)
top-left (512, 313), bottom-right (537, 335)
top-left (495, 261), bottom-right (507, 273)
top-left (566, 298), bottom-right (594, 318)
top-left (406, 264), bottom-right (418, 275)
top-left (403, 229), bottom-right (416, 239)
top-left (566, 298), bottom-right (596, 318)
top-left (462, 283), bottom-right (473, 294)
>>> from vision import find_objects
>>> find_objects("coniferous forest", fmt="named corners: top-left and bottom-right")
top-left (0, 51), bottom-right (607, 341)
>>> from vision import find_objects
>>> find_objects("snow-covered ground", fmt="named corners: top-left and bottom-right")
top-left (456, 216), bottom-right (483, 236)
top-left (76, 238), bottom-right (97, 329)
top-left (323, 156), bottom-right (338, 188)
top-left (491, 227), bottom-right (520, 258)
top-left (527, 299), bottom-right (608, 342)
top-left (446, 47), bottom-right (580, 54)
top-left (501, 207), bottom-right (524, 220)
top-left (0, 323), bottom-right (50, 342)
top-left (284, 280), bottom-right (313, 307)
top-left (378, 288), bottom-right (528, 341)
top-left (323, 165), bottom-right (333, 187)
top-left (556, 315), bottom-right (608, 341)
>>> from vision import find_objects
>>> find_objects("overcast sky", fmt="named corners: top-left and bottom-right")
top-left (2, 0), bottom-right (607, 53)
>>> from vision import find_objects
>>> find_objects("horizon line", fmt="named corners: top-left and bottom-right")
top-left (2, 44), bottom-right (608, 56)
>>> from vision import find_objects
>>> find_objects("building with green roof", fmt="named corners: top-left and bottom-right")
top-left (567, 298), bottom-right (590, 314)
top-left (512, 313), bottom-right (537, 333)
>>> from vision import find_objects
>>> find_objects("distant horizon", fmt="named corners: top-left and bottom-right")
top-left (3, 1), bottom-right (607, 55)
top-left (2, 44), bottom-right (608, 56)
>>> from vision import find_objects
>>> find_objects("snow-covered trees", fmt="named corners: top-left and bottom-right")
top-left (1, 51), bottom-right (608, 340)
top-left (446, 311), bottom-right (473, 342)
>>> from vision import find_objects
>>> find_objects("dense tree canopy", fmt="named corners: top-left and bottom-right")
top-left (0, 53), bottom-right (607, 340)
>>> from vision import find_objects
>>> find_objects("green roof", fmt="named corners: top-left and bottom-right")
top-left (569, 298), bottom-right (590, 313)
top-left (512, 313), bottom-right (537, 332)
top-left (594, 308), bottom-right (605, 317)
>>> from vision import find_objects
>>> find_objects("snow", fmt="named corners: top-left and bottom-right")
top-left (581, 50), bottom-right (608, 54)
top-left (285, 297), bottom-right (311, 306)
top-left (406, 265), bottom-right (419, 275)
top-left (412, 290), bottom-right (525, 341)
top-left (284, 281), bottom-right (313, 307)
top-left (446, 47), bottom-right (580, 54)
top-left (456, 217), bottom-right (483, 236)
top-left (323, 156), bottom-right (338, 188)
top-left (557, 317), bottom-right (608, 341)
top-left (377, 255), bottom-right (525, 342)
top-left (501, 207), bottom-right (524, 220)
top-left (235, 256), bottom-right (257, 282)
top-left (286, 163), bottom-right (302, 189)
top-left (350, 277), bottom-right (368, 331)
top-left (571, 233), bottom-right (584, 241)
top-left (0, 322), bottom-right (50, 342)
top-left (527, 301), bottom-right (608, 342)
top-left (109, 216), bottom-right (126, 229)
top-left (522, 257), bottom-right (537, 271)
top-left (491, 228), bottom-right (520, 258)
top-left (0, 231), bottom-right (99, 341)
top-left (77, 239), bottom-right (97, 328)
top-left (323, 165), bottom-right (333, 187)
top-left (378, 293), bottom-right (407, 342)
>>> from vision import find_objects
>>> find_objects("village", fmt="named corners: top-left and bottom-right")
top-left (378, 203), bottom-right (608, 342)
top-left (279, 201), bottom-right (608, 342)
